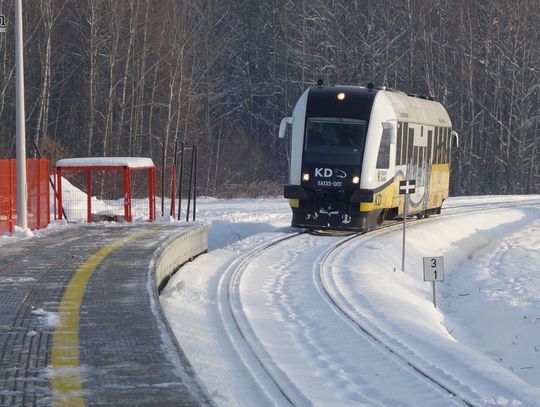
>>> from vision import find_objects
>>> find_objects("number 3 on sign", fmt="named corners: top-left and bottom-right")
top-left (423, 257), bottom-right (444, 282)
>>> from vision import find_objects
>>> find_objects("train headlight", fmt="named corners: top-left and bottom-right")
top-left (337, 92), bottom-right (346, 101)
top-left (352, 176), bottom-right (360, 184)
top-left (302, 173), bottom-right (310, 181)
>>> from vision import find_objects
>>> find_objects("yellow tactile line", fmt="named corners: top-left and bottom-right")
top-left (50, 227), bottom-right (161, 406)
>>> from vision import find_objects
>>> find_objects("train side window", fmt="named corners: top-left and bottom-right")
top-left (396, 123), bottom-right (402, 165)
top-left (418, 147), bottom-right (425, 183)
top-left (376, 125), bottom-right (392, 169)
top-left (408, 128), bottom-right (414, 165)
top-left (427, 130), bottom-right (433, 162)
top-left (442, 128), bottom-right (447, 164)
top-left (442, 128), bottom-right (447, 163)
top-left (446, 128), bottom-right (451, 163)
top-left (442, 128), bottom-right (446, 164)
top-left (402, 123), bottom-right (409, 165)
top-left (441, 128), bottom-right (445, 164)
top-left (433, 127), bottom-right (441, 164)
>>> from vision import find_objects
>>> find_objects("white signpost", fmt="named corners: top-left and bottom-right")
top-left (399, 180), bottom-right (415, 272)
top-left (423, 256), bottom-right (444, 308)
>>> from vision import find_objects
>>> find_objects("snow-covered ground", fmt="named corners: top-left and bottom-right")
top-left (3, 192), bottom-right (540, 406)
top-left (161, 195), bottom-right (540, 406)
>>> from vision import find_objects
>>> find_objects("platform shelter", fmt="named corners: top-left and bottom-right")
top-left (55, 157), bottom-right (156, 222)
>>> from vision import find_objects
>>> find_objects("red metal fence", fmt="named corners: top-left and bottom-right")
top-left (0, 158), bottom-right (50, 235)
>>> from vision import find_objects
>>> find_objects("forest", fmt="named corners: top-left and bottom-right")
top-left (0, 0), bottom-right (539, 197)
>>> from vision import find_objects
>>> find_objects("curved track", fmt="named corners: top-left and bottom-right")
top-left (217, 232), bottom-right (309, 406)
top-left (213, 200), bottom-right (539, 406)
top-left (216, 231), bottom-right (456, 405)
top-left (315, 228), bottom-right (477, 406)
top-left (442, 198), bottom-right (540, 214)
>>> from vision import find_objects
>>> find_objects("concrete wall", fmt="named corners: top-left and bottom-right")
top-left (154, 223), bottom-right (210, 291)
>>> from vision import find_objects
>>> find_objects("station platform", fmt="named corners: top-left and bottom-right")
top-left (0, 223), bottom-right (212, 406)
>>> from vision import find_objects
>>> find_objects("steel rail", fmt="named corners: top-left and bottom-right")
top-left (212, 199), bottom-right (539, 406)
top-left (216, 231), bottom-right (311, 407)
top-left (314, 225), bottom-right (479, 406)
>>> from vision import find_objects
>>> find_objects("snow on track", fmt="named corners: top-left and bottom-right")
top-left (239, 232), bottom-right (465, 406)
top-left (161, 196), bottom-right (540, 406)
top-left (218, 232), bottom-right (310, 406)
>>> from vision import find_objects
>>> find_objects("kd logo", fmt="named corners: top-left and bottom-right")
top-left (315, 168), bottom-right (333, 178)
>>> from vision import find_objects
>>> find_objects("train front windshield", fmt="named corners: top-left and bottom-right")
top-left (303, 117), bottom-right (367, 165)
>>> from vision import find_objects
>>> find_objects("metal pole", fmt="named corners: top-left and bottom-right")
top-left (171, 136), bottom-right (179, 217)
top-left (160, 141), bottom-right (165, 217)
top-left (86, 170), bottom-right (92, 223)
top-left (149, 167), bottom-right (155, 221)
top-left (401, 191), bottom-right (408, 272)
top-left (177, 143), bottom-right (184, 220)
top-left (192, 145), bottom-right (197, 221)
top-left (186, 147), bottom-right (194, 222)
top-left (15, 0), bottom-right (28, 229)
top-left (432, 281), bottom-right (437, 308)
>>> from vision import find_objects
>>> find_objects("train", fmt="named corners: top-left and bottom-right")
top-left (279, 82), bottom-right (458, 232)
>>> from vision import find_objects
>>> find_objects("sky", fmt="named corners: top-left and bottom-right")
top-left (2, 192), bottom-right (540, 406)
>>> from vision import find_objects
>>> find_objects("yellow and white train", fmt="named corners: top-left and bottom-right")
top-left (279, 83), bottom-right (458, 232)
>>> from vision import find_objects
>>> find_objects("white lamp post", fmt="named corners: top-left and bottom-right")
top-left (15, 0), bottom-right (28, 230)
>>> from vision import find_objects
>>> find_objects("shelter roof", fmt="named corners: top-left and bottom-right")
top-left (56, 157), bottom-right (154, 168)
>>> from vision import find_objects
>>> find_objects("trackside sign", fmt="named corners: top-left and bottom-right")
top-left (423, 257), bottom-right (444, 281)
top-left (0, 14), bottom-right (6, 33)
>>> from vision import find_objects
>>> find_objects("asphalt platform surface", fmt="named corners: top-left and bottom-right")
top-left (0, 224), bottom-right (212, 406)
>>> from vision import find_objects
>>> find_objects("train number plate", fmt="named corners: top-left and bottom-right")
top-left (317, 180), bottom-right (342, 187)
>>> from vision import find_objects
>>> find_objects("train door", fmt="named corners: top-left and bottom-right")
top-left (377, 121), bottom-right (396, 183)
top-left (423, 126), bottom-right (434, 212)
top-left (406, 123), bottom-right (427, 211)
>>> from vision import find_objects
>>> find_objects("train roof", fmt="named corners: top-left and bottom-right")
top-left (380, 89), bottom-right (452, 127)
top-left (306, 85), bottom-right (452, 127)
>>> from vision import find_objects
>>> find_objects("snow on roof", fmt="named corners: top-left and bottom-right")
top-left (382, 90), bottom-right (452, 127)
top-left (56, 157), bottom-right (155, 168)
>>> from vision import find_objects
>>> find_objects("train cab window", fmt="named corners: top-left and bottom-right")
top-left (442, 128), bottom-right (448, 164)
top-left (436, 127), bottom-right (449, 164)
top-left (304, 117), bottom-right (367, 165)
top-left (376, 123), bottom-right (393, 169)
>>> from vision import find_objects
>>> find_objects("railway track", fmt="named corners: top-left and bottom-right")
top-left (217, 229), bottom-right (469, 405)
top-left (212, 200), bottom-right (540, 406)
top-left (440, 198), bottom-right (540, 218)
top-left (217, 232), bottom-right (309, 406)
top-left (315, 228), bottom-right (477, 407)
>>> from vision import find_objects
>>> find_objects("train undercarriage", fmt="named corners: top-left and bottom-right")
top-left (287, 187), bottom-right (442, 232)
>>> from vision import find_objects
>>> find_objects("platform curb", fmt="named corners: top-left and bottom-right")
top-left (154, 222), bottom-right (210, 291)
top-left (146, 222), bottom-right (214, 406)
